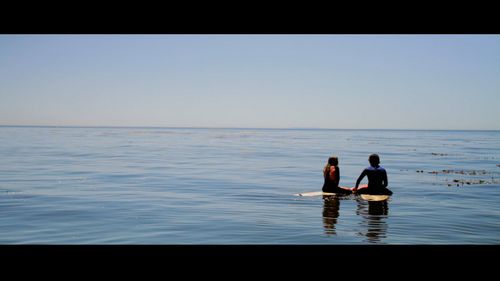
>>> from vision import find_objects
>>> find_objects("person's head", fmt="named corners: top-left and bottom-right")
top-left (369, 154), bottom-right (380, 167)
top-left (328, 156), bottom-right (339, 167)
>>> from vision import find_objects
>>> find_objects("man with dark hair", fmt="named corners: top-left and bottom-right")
top-left (352, 154), bottom-right (393, 195)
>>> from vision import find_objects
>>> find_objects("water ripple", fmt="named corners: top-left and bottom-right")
top-left (1, 127), bottom-right (500, 244)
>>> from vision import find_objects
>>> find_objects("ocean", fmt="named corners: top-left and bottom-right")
top-left (0, 126), bottom-right (499, 244)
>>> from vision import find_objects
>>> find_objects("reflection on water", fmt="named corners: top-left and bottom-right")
top-left (355, 198), bottom-right (389, 243)
top-left (322, 196), bottom-right (340, 235)
top-left (2, 127), bottom-right (500, 244)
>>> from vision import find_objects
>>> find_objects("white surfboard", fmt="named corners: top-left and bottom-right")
top-left (360, 194), bottom-right (390, 201)
top-left (294, 191), bottom-right (339, 197)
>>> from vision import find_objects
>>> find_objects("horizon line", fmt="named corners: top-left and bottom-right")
top-left (1, 124), bottom-right (499, 132)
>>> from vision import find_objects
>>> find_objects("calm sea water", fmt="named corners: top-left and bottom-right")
top-left (0, 126), bottom-right (499, 244)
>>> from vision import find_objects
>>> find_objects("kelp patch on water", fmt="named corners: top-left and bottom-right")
top-left (431, 153), bottom-right (448, 156)
top-left (417, 169), bottom-right (489, 175)
top-left (416, 168), bottom-right (500, 186)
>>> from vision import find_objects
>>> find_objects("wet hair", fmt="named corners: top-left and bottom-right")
top-left (328, 156), bottom-right (339, 166)
top-left (324, 156), bottom-right (339, 178)
top-left (369, 154), bottom-right (380, 166)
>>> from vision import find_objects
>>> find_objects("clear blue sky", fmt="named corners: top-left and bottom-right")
top-left (1, 35), bottom-right (499, 129)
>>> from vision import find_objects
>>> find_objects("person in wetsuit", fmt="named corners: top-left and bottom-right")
top-left (352, 154), bottom-right (393, 195)
top-left (322, 156), bottom-right (352, 194)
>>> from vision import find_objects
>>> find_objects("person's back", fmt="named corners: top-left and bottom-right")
top-left (322, 157), bottom-right (340, 192)
top-left (364, 165), bottom-right (387, 190)
top-left (353, 154), bottom-right (392, 195)
top-left (322, 156), bottom-right (352, 194)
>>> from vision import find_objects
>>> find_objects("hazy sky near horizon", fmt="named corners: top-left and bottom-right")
top-left (1, 35), bottom-right (499, 129)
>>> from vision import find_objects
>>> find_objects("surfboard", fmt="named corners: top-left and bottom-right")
top-left (360, 194), bottom-right (390, 201)
top-left (295, 186), bottom-right (354, 197)
top-left (294, 191), bottom-right (338, 197)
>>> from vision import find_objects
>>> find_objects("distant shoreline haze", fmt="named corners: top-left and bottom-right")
top-left (0, 124), bottom-right (499, 132)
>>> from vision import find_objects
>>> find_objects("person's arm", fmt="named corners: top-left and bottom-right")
top-left (353, 169), bottom-right (367, 191)
top-left (382, 169), bottom-right (388, 188)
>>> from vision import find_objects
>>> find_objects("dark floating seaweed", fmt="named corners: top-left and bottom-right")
top-left (415, 169), bottom-right (500, 186)
top-left (431, 153), bottom-right (448, 156)
top-left (427, 169), bottom-right (488, 175)
top-left (446, 179), bottom-right (495, 186)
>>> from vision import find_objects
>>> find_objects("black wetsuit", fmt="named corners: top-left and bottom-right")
top-left (323, 167), bottom-right (352, 194)
top-left (355, 165), bottom-right (393, 195)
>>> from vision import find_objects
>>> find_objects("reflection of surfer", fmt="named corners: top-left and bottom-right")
top-left (367, 200), bottom-right (388, 216)
top-left (322, 196), bottom-right (340, 235)
top-left (355, 197), bottom-right (389, 243)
